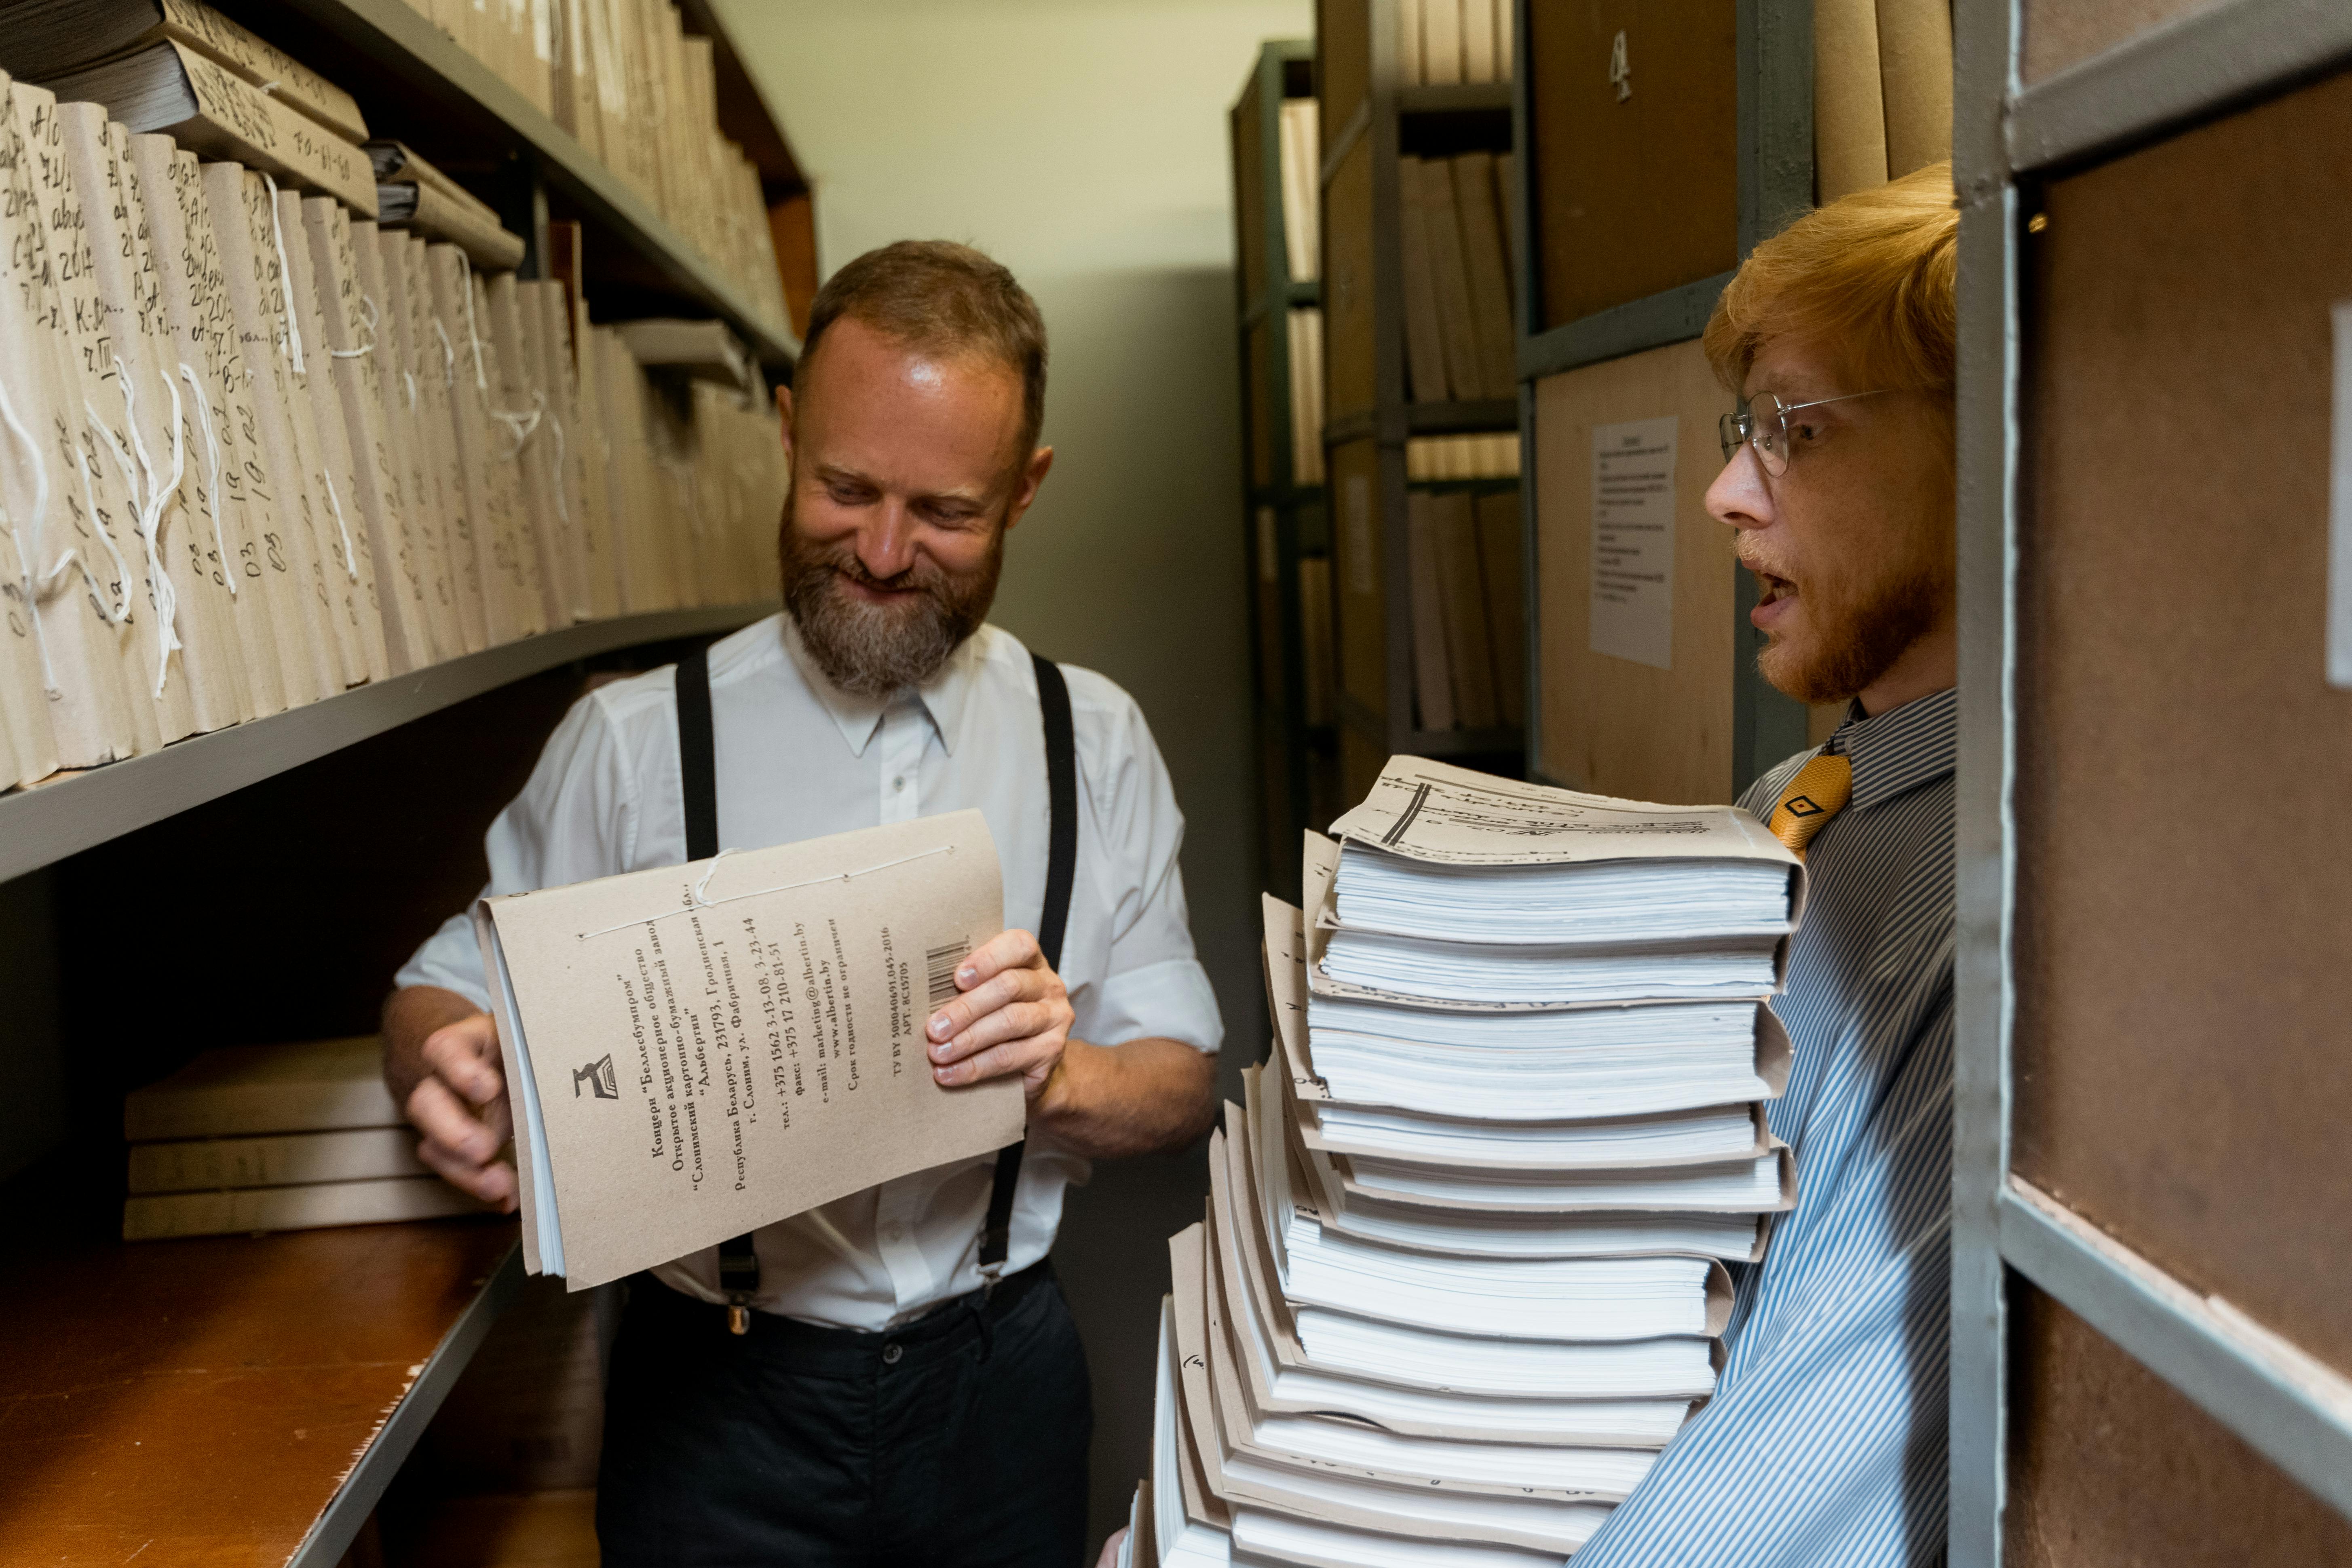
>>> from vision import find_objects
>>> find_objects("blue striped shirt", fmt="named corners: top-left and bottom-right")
top-left (1569, 686), bottom-right (1956, 1567)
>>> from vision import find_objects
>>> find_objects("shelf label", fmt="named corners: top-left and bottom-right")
top-left (1590, 416), bottom-right (1677, 670)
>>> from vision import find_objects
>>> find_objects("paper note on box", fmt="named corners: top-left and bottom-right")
top-left (475, 809), bottom-right (1024, 1288)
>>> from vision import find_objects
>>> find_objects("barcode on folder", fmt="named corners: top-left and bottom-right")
top-left (927, 942), bottom-right (967, 1008)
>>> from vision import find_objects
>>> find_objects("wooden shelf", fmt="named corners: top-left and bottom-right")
top-left (0, 1220), bottom-right (523, 1568)
top-left (223, 0), bottom-right (797, 362)
top-left (0, 601), bottom-right (778, 885)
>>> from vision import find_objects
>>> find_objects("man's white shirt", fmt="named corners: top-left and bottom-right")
top-left (400, 613), bottom-right (1222, 1328)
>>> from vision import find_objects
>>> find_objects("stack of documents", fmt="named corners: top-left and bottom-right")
top-left (122, 1036), bottom-right (478, 1240)
top-left (1124, 757), bottom-right (1805, 1565)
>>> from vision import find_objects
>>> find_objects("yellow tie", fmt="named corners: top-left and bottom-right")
top-left (1765, 753), bottom-right (1852, 857)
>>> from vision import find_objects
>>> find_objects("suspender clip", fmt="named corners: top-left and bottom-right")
top-left (725, 1298), bottom-right (751, 1335)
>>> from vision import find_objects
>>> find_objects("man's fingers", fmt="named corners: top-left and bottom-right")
top-left (926, 967), bottom-right (1043, 1048)
top-left (416, 1136), bottom-right (519, 1210)
top-left (421, 1016), bottom-right (505, 1106)
top-left (931, 998), bottom-right (1066, 1065)
top-left (933, 1034), bottom-right (1054, 1089)
top-left (1094, 1528), bottom-right (1128, 1568)
top-left (955, 928), bottom-right (1041, 990)
top-left (407, 1075), bottom-right (506, 1167)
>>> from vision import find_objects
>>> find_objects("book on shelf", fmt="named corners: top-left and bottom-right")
top-left (129, 1125), bottom-right (431, 1192)
top-left (0, 0), bottom-right (370, 143)
top-left (0, 65), bottom-right (787, 797)
top-left (34, 39), bottom-right (377, 213)
top-left (376, 177), bottom-right (528, 271)
top-left (124, 1175), bottom-right (485, 1239)
top-left (1284, 307), bottom-right (1324, 487)
top-left (473, 810), bottom-right (1024, 1289)
top-left (1451, 152), bottom-right (1515, 401)
top-left (1277, 97), bottom-right (1320, 284)
top-left (1398, 156), bottom-right (1453, 403)
top-left (1393, 0), bottom-right (1514, 88)
top-left (125, 1035), bottom-right (401, 1140)
top-left (615, 317), bottom-right (755, 393)
top-left (1121, 756), bottom-right (1806, 1564)
top-left (1429, 491), bottom-right (1497, 729)
top-left (1399, 154), bottom-right (1516, 405)
top-left (1401, 472), bottom-right (1519, 737)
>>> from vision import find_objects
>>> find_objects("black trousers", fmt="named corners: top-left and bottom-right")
top-left (596, 1261), bottom-right (1093, 1568)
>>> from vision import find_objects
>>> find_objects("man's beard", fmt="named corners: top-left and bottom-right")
top-left (778, 499), bottom-right (1005, 700)
top-left (1752, 551), bottom-right (1948, 706)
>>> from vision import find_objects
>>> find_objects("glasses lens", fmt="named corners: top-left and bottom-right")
top-left (1717, 410), bottom-right (1745, 463)
top-left (1746, 393), bottom-right (1789, 475)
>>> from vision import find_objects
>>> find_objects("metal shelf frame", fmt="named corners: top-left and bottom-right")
top-left (1508, 0), bottom-right (1814, 801)
top-left (1949, 0), bottom-right (2352, 1560)
top-left (0, 601), bottom-right (777, 885)
top-left (230, 0), bottom-right (798, 361)
top-left (1233, 39), bottom-right (1329, 899)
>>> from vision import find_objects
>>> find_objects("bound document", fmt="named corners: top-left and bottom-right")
top-left (475, 810), bottom-right (1025, 1290)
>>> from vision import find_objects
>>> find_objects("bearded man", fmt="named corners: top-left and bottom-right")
top-left (1540, 163), bottom-right (1962, 1568)
top-left (385, 241), bottom-right (1220, 1568)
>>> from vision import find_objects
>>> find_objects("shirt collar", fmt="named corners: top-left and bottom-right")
top-left (1826, 685), bottom-right (1957, 812)
top-left (778, 614), bottom-right (984, 759)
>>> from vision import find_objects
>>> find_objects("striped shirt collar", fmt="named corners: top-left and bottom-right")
top-left (1826, 684), bottom-right (1957, 813)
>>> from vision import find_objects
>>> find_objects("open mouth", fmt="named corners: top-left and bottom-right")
top-left (1747, 565), bottom-right (1798, 630)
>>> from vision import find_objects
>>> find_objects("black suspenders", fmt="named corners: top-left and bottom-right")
top-left (676, 644), bottom-right (1079, 1333)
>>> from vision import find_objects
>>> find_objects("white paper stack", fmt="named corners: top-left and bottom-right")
top-left (1123, 757), bottom-right (1806, 1565)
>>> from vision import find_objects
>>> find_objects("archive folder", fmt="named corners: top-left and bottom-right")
top-left (475, 810), bottom-right (1025, 1289)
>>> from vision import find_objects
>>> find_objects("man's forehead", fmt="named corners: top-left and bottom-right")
top-left (1742, 338), bottom-right (1849, 401)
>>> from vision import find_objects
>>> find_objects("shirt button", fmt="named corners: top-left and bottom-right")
top-left (892, 777), bottom-right (905, 792)
top-left (882, 1342), bottom-right (904, 1365)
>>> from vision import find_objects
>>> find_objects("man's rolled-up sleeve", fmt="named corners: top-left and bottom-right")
top-left (394, 690), bottom-right (642, 1011)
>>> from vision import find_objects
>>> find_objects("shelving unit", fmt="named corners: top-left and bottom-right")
top-left (1231, 39), bottom-right (1329, 901)
top-left (1315, 0), bottom-right (1524, 808)
top-left (1951, 2), bottom-right (2352, 1561)
top-left (0, 3), bottom-right (806, 1558)
top-left (224, 0), bottom-right (804, 361)
top-left (1508, 0), bottom-right (1816, 806)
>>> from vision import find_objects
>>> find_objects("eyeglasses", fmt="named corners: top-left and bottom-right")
top-left (1717, 389), bottom-right (1890, 476)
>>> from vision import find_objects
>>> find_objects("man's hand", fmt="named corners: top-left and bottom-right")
top-left (925, 928), bottom-right (1073, 1100)
top-left (1094, 1526), bottom-right (1129, 1568)
top-left (383, 985), bottom-right (518, 1212)
top-left (922, 929), bottom-right (1218, 1160)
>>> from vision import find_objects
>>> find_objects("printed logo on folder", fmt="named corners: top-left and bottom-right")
top-left (574, 1055), bottom-right (619, 1099)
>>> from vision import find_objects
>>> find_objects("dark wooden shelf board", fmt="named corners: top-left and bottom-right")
top-left (0, 1221), bottom-right (524, 1568)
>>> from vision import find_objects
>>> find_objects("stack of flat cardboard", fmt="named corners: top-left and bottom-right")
top-left (122, 1036), bottom-right (479, 1240)
top-left (1124, 756), bottom-right (1805, 1566)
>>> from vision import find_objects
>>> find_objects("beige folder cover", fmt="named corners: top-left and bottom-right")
top-left (475, 809), bottom-right (1024, 1289)
top-left (1814, 0), bottom-right (1890, 200)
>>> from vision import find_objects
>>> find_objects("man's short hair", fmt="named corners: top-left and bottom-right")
top-left (800, 240), bottom-right (1049, 457)
top-left (1704, 162), bottom-right (1958, 397)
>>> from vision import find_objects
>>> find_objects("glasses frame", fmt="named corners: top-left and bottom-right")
top-left (1718, 389), bottom-right (1892, 475)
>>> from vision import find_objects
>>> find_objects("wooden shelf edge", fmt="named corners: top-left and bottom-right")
top-left (287, 1241), bottom-right (527, 1568)
top-left (0, 601), bottom-right (779, 884)
top-left (278, 0), bottom-right (797, 361)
